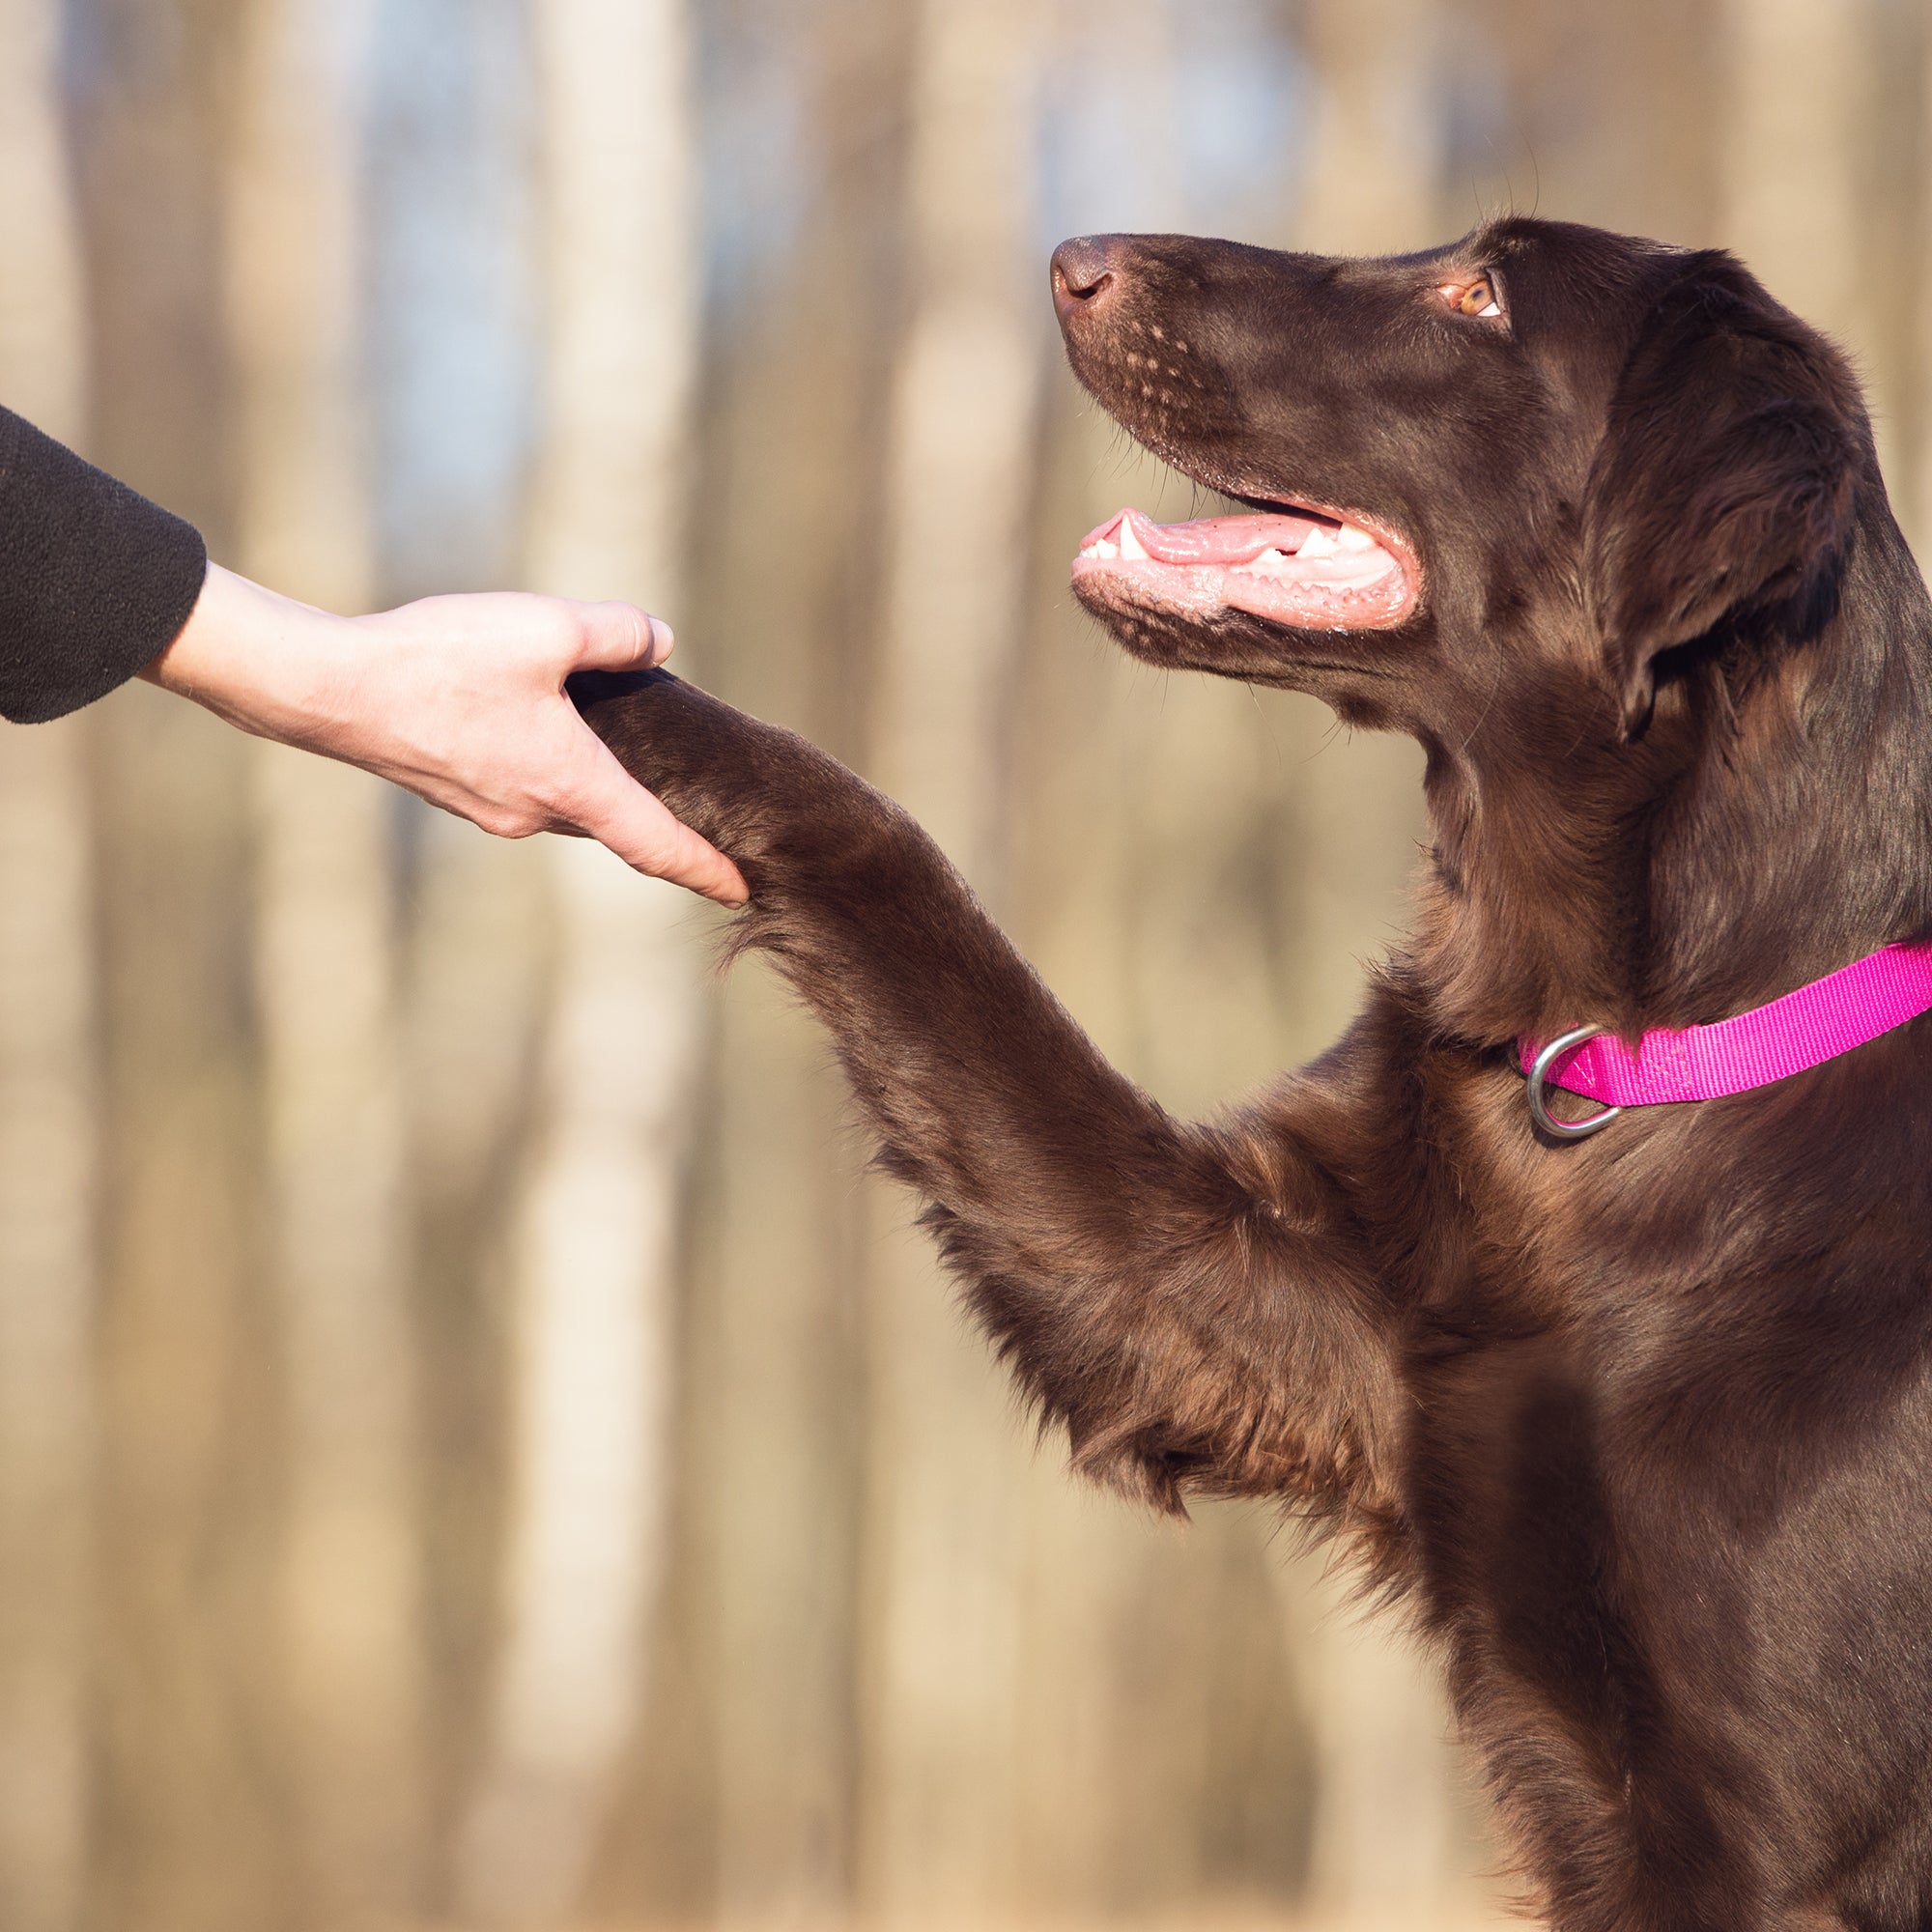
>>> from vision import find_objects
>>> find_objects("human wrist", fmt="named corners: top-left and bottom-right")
top-left (140, 560), bottom-right (350, 746)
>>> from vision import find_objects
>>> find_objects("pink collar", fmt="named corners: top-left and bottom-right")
top-left (1519, 937), bottom-right (1932, 1139)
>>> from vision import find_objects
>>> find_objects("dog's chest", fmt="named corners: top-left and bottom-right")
top-left (1401, 1083), bottom-right (1932, 1837)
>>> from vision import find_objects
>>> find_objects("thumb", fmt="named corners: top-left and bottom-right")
top-left (552, 721), bottom-right (749, 904)
top-left (569, 599), bottom-right (674, 673)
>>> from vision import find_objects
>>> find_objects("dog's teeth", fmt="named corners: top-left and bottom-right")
top-left (1337, 523), bottom-right (1377, 552)
top-left (1082, 539), bottom-right (1118, 559)
top-left (1253, 547), bottom-right (1290, 568)
top-left (1298, 526), bottom-right (1339, 558)
top-left (1118, 515), bottom-right (1151, 561)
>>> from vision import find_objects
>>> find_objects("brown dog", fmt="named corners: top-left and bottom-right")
top-left (574, 217), bottom-right (1932, 1932)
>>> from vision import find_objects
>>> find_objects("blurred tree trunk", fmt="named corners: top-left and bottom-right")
top-left (1279, 8), bottom-right (1467, 1924)
top-left (67, 4), bottom-right (288, 1927)
top-left (0, 7), bottom-right (96, 1926)
top-left (867, 1), bottom-right (1045, 893)
top-left (994, 7), bottom-right (1325, 1914)
top-left (1288, 1), bottom-right (1437, 1054)
top-left (1719, 0), bottom-right (1885, 460)
top-left (226, 0), bottom-right (427, 1918)
top-left (1863, 3), bottom-right (1923, 556)
top-left (644, 2), bottom-right (912, 1918)
top-left (455, 0), bottom-right (704, 1919)
top-left (1013, 414), bottom-right (1328, 1913)
top-left (856, 0), bottom-right (1048, 1916)
top-left (364, 0), bottom-right (551, 1882)
top-left (1482, 0), bottom-right (1719, 244)
top-left (1299, 0), bottom-right (1443, 256)
top-left (403, 801), bottom-right (551, 1883)
top-left (1917, 14), bottom-right (1932, 560)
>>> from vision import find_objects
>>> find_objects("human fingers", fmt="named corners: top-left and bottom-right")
top-left (566, 599), bottom-right (675, 674)
top-left (554, 731), bottom-right (749, 904)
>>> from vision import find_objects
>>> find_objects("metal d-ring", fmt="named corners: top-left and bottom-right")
top-left (1526, 1026), bottom-right (1623, 1141)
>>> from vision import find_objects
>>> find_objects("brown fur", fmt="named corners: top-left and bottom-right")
top-left (573, 218), bottom-right (1932, 1932)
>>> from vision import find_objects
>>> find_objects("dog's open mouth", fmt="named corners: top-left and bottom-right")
top-left (1072, 503), bottom-right (1417, 630)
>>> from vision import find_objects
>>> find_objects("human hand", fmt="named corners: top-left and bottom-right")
top-left (141, 562), bottom-right (750, 905)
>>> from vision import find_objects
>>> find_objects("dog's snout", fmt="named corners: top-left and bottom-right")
top-left (1052, 236), bottom-right (1123, 326)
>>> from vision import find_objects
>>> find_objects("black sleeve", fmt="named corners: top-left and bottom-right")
top-left (0, 406), bottom-right (210, 724)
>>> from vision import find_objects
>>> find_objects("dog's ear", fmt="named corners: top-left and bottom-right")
top-left (1582, 255), bottom-right (1861, 739)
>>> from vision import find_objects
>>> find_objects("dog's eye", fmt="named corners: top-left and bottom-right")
top-left (1437, 274), bottom-right (1503, 321)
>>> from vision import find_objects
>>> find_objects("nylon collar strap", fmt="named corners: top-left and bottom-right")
top-left (1519, 937), bottom-right (1932, 1134)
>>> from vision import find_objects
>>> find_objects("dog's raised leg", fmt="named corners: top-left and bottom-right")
top-left (577, 669), bottom-right (1405, 1530)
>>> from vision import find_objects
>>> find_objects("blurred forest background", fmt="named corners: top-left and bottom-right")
top-left (0, 0), bottom-right (1926, 1926)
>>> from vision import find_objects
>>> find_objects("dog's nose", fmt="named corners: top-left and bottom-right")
top-left (1051, 236), bottom-right (1122, 326)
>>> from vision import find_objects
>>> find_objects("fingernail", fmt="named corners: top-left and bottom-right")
top-left (648, 617), bottom-right (674, 666)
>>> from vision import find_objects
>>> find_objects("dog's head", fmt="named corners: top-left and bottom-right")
top-left (1056, 217), bottom-right (1908, 1038)
top-left (1054, 216), bottom-right (1867, 749)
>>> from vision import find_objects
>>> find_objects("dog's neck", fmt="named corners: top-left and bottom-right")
top-left (1409, 502), bottom-right (1932, 1048)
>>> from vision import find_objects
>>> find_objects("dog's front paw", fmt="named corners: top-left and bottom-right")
top-left (569, 668), bottom-right (873, 892)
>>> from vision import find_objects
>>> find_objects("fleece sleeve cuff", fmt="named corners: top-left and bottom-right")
top-left (0, 406), bottom-right (210, 724)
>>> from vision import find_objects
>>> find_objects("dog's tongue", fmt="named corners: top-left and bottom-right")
top-left (1079, 505), bottom-right (1327, 564)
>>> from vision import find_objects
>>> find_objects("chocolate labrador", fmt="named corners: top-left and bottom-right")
top-left (574, 217), bottom-right (1932, 1932)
